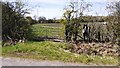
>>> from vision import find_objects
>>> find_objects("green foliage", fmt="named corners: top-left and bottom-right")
top-left (26, 16), bottom-right (36, 25)
top-left (60, 19), bottom-right (67, 25)
top-left (2, 2), bottom-right (33, 43)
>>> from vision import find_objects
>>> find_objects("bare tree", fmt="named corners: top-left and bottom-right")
top-left (63, 0), bottom-right (92, 43)
top-left (106, 1), bottom-right (120, 43)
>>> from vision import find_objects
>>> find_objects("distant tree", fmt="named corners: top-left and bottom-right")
top-left (53, 18), bottom-right (56, 23)
top-left (47, 19), bottom-right (54, 23)
top-left (33, 15), bottom-right (38, 24)
top-left (38, 16), bottom-right (46, 23)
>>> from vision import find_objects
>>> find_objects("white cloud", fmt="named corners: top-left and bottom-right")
top-left (29, 0), bottom-right (66, 4)
top-left (27, 0), bottom-right (69, 7)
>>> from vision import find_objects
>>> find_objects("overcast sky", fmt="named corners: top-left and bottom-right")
top-left (2, 0), bottom-right (120, 19)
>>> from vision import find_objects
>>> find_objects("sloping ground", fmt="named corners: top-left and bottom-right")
top-left (2, 41), bottom-right (118, 65)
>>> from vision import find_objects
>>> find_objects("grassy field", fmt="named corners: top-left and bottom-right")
top-left (2, 23), bottom-right (119, 65)
top-left (31, 23), bottom-right (65, 39)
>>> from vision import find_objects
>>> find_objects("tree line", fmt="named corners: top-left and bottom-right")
top-left (26, 16), bottom-right (107, 25)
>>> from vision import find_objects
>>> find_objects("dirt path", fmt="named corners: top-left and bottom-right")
top-left (2, 57), bottom-right (90, 66)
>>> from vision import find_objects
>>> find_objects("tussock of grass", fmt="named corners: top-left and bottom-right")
top-left (2, 41), bottom-right (118, 65)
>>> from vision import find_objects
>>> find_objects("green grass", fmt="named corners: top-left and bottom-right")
top-left (2, 41), bottom-right (118, 65)
top-left (31, 23), bottom-right (65, 39)
top-left (37, 23), bottom-right (64, 27)
top-left (0, 41), bottom-right (2, 56)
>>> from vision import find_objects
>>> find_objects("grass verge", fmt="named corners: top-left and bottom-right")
top-left (2, 41), bottom-right (118, 65)
top-left (0, 41), bottom-right (2, 56)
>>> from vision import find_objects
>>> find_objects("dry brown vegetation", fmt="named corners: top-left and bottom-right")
top-left (68, 42), bottom-right (119, 57)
